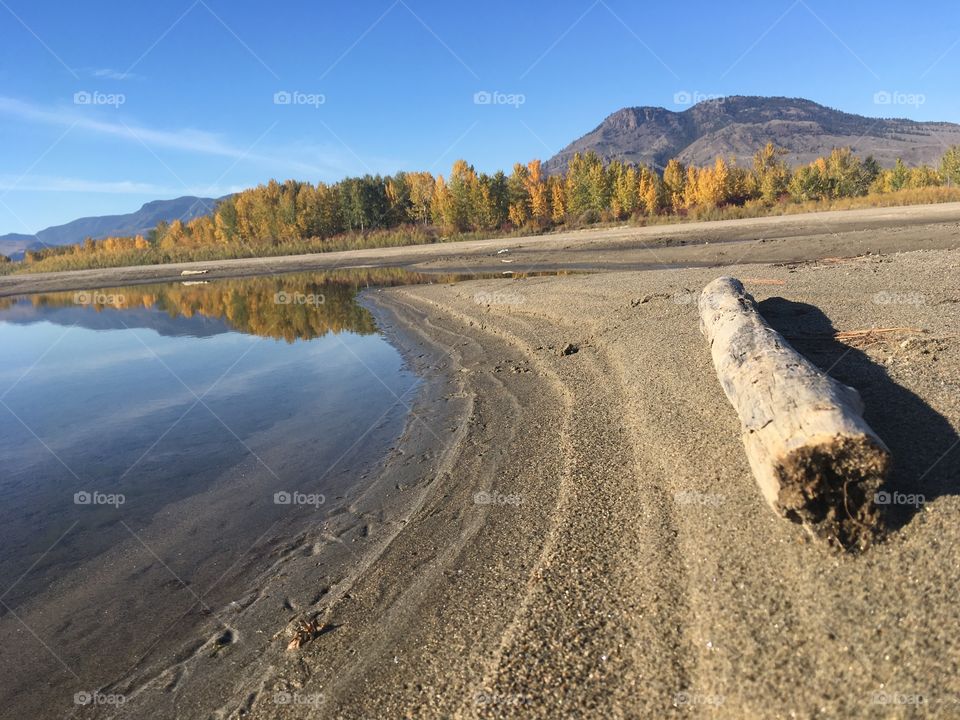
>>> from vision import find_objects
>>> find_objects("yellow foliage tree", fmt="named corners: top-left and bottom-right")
top-left (549, 175), bottom-right (566, 223)
top-left (525, 159), bottom-right (549, 227)
top-left (663, 159), bottom-right (687, 213)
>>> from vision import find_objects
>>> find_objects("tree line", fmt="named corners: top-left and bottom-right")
top-left (21, 144), bottom-right (960, 265)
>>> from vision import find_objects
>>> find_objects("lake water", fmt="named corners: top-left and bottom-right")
top-left (0, 269), bottom-right (450, 714)
top-left (0, 267), bottom-right (573, 717)
top-left (0, 271), bottom-right (435, 608)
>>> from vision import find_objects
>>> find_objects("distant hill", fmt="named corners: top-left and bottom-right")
top-left (0, 233), bottom-right (38, 260)
top-left (0, 297), bottom-right (233, 338)
top-left (544, 96), bottom-right (960, 173)
top-left (0, 195), bottom-right (223, 259)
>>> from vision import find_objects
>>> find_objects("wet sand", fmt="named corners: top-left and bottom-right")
top-left (7, 206), bottom-right (960, 718)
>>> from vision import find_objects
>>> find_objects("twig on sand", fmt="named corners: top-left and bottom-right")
top-left (834, 327), bottom-right (923, 340)
top-left (742, 277), bottom-right (786, 285)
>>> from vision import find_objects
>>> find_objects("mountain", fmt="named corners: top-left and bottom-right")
top-left (0, 297), bottom-right (233, 338)
top-left (0, 234), bottom-right (38, 260)
top-left (0, 195), bottom-right (223, 259)
top-left (544, 96), bottom-right (960, 173)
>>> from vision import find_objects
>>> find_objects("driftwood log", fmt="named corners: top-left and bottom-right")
top-left (698, 277), bottom-right (890, 549)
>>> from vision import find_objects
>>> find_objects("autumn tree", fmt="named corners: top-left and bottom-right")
top-left (610, 161), bottom-right (638, 218)
top-left (823, 148), bottom-right (869, 198)
top-left (214, 197), bottom-right (239, 244)
top-left (340, 176), bottom-right (388, 232)
top-left (907, 165), bottom-right (942, 189)
top-left (467, 175), bottom-right (494, 230)
top-left (446, 159), bottom-right (478, 232)
top-left (752, 143), bottom-right (790, 203)
top-left (889, 158), bottom-right (911, 192)
top-left (788, 164), bottom-right (825, 202)
top-left (524, 159), bottom-right (549, 227)
top-left (941, 146), bottom-right (960, 185)
top-left (385, 172), bottom-right (412, 226)
top-left (407, 171), bottom-right (435, 224)
top-left (694, 156), bottom-right (731, 207)
top-left (431, 175), bottom-right (453, 232)
top-left (564, 152), bottom-right (593, 218)
top-left (585, 158), bottom-right (611, 216)
top-left (637, 166), bottom-right (664, 215)
top-left (159, 219), bottom-right (187, 250)
top-left (662, 159), bottom-right (687, 213)
top-left (549, 175), bottom-right (566, 223)
top-left (682, 165), bottom-right (700, 209)
top-left (507, 162), bottom-right (530, 226)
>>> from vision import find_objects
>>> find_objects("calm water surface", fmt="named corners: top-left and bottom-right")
top-left (0, 270), bottom-right (424, 611)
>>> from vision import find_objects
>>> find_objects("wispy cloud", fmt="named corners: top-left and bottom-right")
top-left (0, 96), bottom-right (265, 161)
top-left (80, 67), bottom-right (140, 81)
top-left (0, 173), bottom-right (242, 196)
top-left (0, 96), bottom-right (383, 179)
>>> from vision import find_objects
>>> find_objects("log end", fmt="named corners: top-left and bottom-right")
top-left (775, 435), bottom-right (891, 550)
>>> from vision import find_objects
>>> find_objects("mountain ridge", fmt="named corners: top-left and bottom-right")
top-left (0, 195), bottom-right (224, 259)
top-left (544, 96), bottom-right (960, 173)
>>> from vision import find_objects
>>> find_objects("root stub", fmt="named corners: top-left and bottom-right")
top-left (775, 436), bottom-right (890, 549)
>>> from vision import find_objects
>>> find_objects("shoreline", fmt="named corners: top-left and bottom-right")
top-left (2, 200), bottom-right (960, 298)
top-left (57, 289), bottom-right (472, 720)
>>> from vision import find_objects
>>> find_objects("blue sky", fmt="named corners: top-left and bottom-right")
top-left (1, 0), bottom-right (959, 232)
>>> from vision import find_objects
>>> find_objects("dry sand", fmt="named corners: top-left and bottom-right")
top-left (237, 249), bottom-right (958, 719)
top-left (12, 205), bottom-right (960, 718)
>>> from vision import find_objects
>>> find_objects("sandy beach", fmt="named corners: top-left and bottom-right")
top-left (6, 206), bottom-right (960, 718)
top-left (244, 248), bottom-right (958, 719)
